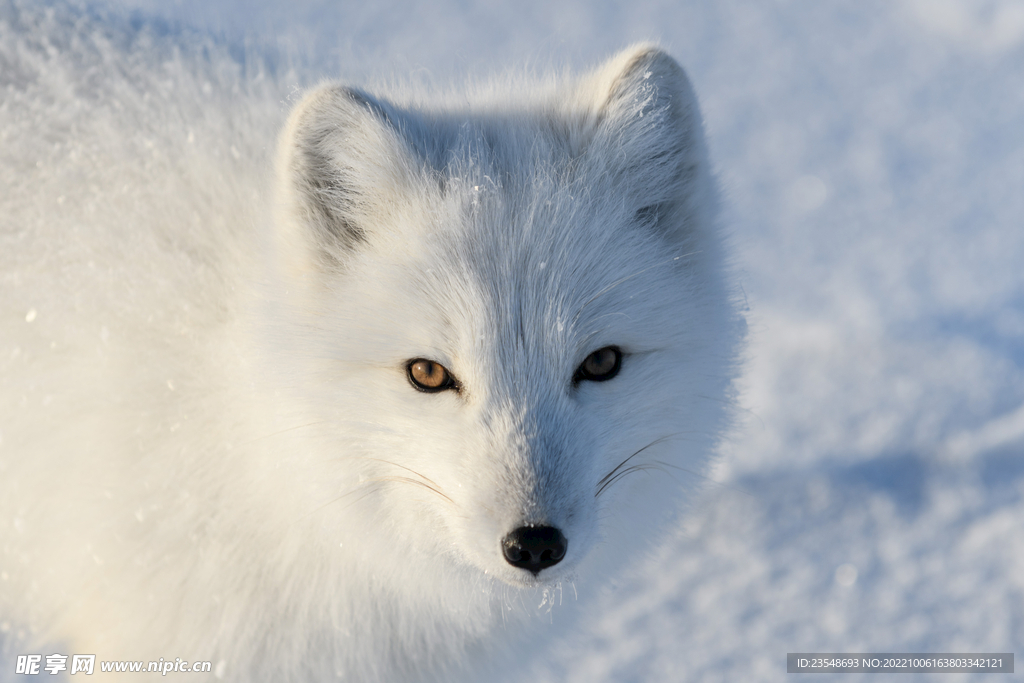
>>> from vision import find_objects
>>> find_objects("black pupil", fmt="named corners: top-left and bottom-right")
top-left (588, 350), bottom-right (614, 374)
top-left (417, 362), bottom-right (443, 386)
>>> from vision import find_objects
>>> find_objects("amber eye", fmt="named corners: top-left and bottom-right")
top-left (407, 359), bottom-right (458, 393)
top-left (573, 346), bottom-right (622, 383)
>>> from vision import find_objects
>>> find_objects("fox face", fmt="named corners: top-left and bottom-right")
top-left (273, 46), bottom-right (737, 590)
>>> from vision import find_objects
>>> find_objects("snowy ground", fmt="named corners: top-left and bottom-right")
top-left (18, 0), bottom-right (1024, 680)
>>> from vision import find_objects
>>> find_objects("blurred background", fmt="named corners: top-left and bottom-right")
top-left (35, 0), bottom-right (1024, 680)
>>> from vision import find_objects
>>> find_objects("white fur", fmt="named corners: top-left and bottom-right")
top-left (0, 4), bottom-right (741, 681)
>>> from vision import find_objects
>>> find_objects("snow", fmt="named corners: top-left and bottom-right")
top-left (16, 0), bottom-right (1024, 680)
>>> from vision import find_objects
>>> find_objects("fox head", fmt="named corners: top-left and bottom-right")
top-left (270, 45), bottom-right (739, 592)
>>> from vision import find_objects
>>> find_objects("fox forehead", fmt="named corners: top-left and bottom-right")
top-left (362, 124), bottom-right (669, 306)
top-left (345, 190), bottom-right (677, 378)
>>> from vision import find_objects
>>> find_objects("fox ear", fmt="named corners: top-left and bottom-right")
top-left (275, 85), bottom-right (420, 266)
top-left (586, 45), bottom-right (713, 237)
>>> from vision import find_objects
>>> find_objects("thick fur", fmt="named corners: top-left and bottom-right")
top-left (0, 4), bottom-right (741, 681)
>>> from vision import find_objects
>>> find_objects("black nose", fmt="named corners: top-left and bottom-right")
top-left (501, 526), bottom-right (568, 575)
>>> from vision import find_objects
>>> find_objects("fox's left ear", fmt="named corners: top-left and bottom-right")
top-left (274, 84), bottom-right (425, 272)
top-left (584, 45), bottom-right (714, 238)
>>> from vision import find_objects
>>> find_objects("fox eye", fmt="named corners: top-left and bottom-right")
top-left (407, 359), bottom-right (458, 393)
top-left (574, 346), bottom-right (622, 383)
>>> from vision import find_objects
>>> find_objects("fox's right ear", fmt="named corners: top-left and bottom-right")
top-left (582, 46), bottom-right (713, 242)
top-left (275, 85), bottom-right (420, 267)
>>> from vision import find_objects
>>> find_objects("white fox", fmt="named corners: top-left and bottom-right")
top-left (0, 6), bottom-right (740, 681)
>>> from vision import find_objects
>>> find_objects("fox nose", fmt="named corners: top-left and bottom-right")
top-left (501, 526), bottom-right (567, 575)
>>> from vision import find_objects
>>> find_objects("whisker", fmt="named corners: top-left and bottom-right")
top-left (596, 463), bottom-right (669, 498)
top-left (595, 432), bottom-right (753, 499)
top-left (295, 457), bottom-right (457, 525)
top-left (355, 457), bottom-right (455, 505)
top-left (364, 476), bottom-right (456, 505)
top-left (596, 435), bottom-right (679, 491)
top-left (354, 457), bottom-right (446, 492)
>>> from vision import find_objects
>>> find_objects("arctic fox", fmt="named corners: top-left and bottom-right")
top-left (0, 5), bottom-right (740, 682)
